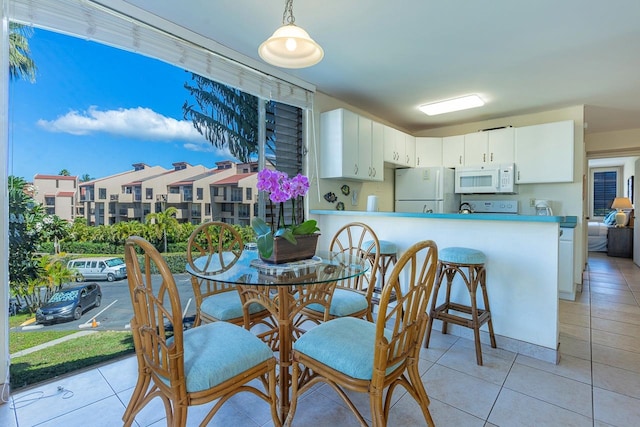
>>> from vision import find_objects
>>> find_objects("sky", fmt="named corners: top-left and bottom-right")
top-left (8, 27), bottom-right (232, 181)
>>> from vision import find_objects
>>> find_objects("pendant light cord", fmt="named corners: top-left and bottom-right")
top-left (283, 0), bottom-right (295, 25)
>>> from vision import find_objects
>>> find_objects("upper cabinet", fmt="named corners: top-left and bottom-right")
top-left (464, 127), bottom-right (514, 166)
top-left (514, 120), bottom-right (574, 184)
top-left (415, 137), bottom-right (443, 167)
top-left (442, 135), bottom-right (465, 168)
top-left (384, 126), bottom-right (413, 167)
top-left (320, 108), bottom-right (383, 182)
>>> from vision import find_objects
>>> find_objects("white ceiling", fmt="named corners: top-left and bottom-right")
top-left (120, 0), bottom-right (640, 135)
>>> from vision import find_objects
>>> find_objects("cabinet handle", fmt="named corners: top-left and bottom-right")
top-left (518, 171), bottom-right (520, 180)
top-left (490, 152), bottom-right (494, 162)
top-left (354, 164), bottom-right (358, 175)
top-left (417, 157), bottom-right (420, 166)
top-left (483, 153), bottom-right (486, 162)
top-left (406, 155), bottom-right (409, 164)
top-left (372, 167), bottom-right (376, 177)
top-left (459, 155), bottom-right (462, 164)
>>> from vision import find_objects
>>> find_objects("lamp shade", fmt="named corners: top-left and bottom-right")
top-left (259, 24), bottom-right (324, 68)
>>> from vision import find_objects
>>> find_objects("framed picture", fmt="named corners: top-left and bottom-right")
top-left (628, 176), bottom-right (634, 204)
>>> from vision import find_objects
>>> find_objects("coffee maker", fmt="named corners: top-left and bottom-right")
top-left (535, 200), bottom-right (553, 216)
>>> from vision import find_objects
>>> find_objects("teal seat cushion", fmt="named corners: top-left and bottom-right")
top-left (201, 290), bottom-right (264, 321)
top-left (363, 240), bottom-right (397, 255)
top-left (168, 321), bottom-right (273, 392)
top-left (306, 288), bottom-right (368, 317)
top-left (439, 247), bottom-right (486, 265)
top-left (293, 317), bottom-right (396, 380)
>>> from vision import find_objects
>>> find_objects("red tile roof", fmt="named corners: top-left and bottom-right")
top-left (211, 172), bottom-right (255, 185)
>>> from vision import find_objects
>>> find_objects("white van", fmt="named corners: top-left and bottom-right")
top-left (67, 257), bottom-right (127, 282)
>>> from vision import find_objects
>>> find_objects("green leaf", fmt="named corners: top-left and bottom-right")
top-left (256, 231), bottom-right (273, 258)
top-left (251, 217), bottom-right (271, 236)
top-left (277, 229), bottom-right (297, 244)
top-left (293, 220), bottom-right (320, 235)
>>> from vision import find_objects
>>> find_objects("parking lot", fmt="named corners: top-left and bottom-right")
top-left (15, 273), bottom-right (197, 332)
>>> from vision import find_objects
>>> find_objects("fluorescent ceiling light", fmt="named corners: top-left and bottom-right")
top-left (419, 95), bottom-right (485, 116)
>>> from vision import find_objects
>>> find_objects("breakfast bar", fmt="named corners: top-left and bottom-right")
top-left (310, 210), bottom-right (579, 364)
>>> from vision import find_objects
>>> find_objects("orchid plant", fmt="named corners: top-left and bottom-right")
top-left (251, 169), bottom-right (319, 258)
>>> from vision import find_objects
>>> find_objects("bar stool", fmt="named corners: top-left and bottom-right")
top-left (424, 247), bottom-right (496, 365)
top-left (365, 240), bottom-right (398, 307)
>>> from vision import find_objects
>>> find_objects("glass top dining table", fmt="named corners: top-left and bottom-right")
top-left (186, 249), bottom-right (368, 423)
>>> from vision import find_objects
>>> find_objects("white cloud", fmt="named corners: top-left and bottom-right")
top-left (37, 106), bottom-right (205, 144)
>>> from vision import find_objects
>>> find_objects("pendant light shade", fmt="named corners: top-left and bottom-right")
top-left (259, 0), bottom-right (324, 68)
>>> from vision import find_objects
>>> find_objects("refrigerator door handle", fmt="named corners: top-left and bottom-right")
top-left (435, 168), bottom-right (442, 200)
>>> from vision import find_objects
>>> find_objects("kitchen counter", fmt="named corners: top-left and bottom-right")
top-left (310, 209), bottom-right (575, 364)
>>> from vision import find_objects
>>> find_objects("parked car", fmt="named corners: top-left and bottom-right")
top-left (67, 257), bottom-right (127, 282)
top-left (36, 283), bottom-right (102, 324)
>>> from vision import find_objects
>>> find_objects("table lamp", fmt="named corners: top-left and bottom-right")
top-left (611, 197), bottom-right (633, 227)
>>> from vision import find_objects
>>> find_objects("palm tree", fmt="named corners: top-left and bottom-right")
top-left (183, 74), bottom-right (267, 163)
top-left (58, 169), bottom-right (71, 176)
top-left (145, 207), bottom-right (179, 253)
top-left (9, 22), bottom-right (37, 82)
top-left (80, 173), bottom-right (93, 182)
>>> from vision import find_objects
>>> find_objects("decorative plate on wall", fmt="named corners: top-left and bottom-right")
top-left (336, 201), bottom-right (345, 210)
top-left (323, 192), bottom-right (337, 203)
top-left (341, 185), bottom-right (350, 196)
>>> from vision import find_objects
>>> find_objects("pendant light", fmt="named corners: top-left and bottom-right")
top-left (258, 0), bottom-right (324, 68)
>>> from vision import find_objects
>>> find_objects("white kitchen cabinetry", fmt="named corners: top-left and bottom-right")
top-left (370, 121), bottom-right (384, 180)
top-left (384, 126), bottom-right (414, 167)
top-left (559, 227), bottom-right (575, 300)
top-left (442, 135), bottom-right (465, 168)
top-left (514, 120), bottom-right (574, 183)
top-left (415, 137), bottom-right (443, 167)
top-left (464, 128), bottom-right (514, 166)
top-left (320, 108), bottom-right (383, 181)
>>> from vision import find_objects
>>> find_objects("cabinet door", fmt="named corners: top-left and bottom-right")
top-left (404, 134), bottom-right (416, 167)
top-left (442, 135), bottom-right (465, 168)
top-left (370, 121), bottom-right (384, 181)
top-left (357, 116), bottom-right (372, 180)
top-left (515, 120), bottom-right (574, 183)
top-left (415, 137), bottom-right (443, 167)
top-left (558, 228), bottom-right (575, 297)
top-left (464, 132), bottom-right (488, 166)
top-left (383, 125), bottom-right (400, 165)
top-left (488, 127), bottom-right (514, 165)
top-left (319, 109), bottom-right (359, 179)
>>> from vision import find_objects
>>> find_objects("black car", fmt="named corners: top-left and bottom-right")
top-left (36, 283), bottom-right (102, 324)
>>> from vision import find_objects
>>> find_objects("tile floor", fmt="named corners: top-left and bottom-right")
top-left (2, 252), bottom-right (640, 426)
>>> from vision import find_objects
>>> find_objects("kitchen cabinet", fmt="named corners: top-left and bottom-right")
top-left (559, 227), bottom-right (575, 300)
top-left (415, 137), bottom-right (443, 167)
top-left (442, 135), bottom-right (465, 168)
top-left (384, 126), bottom-right (414, 167)
top-left (607, 227), bottom-right (633, 258)
top-left (464, 128), bottom-right (514, 166)
top-left (320, 108), bottom-right (383, 181)
top-left (514, 120), bottom-right (574, 183)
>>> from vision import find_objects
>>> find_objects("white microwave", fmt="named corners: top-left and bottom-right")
top-left (455, 163), bottom-right (516, 194)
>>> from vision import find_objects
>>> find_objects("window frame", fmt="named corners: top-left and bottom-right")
top-left (590, 166), bottom-right (622, 219)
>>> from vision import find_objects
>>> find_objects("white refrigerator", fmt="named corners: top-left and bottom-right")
top-left (395, 167), bottom-right (460, 213)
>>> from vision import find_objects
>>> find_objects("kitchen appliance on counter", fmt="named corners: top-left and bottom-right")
top-left (535, 200), bottom-right (553, 215)
top-left (454, 163), bottom-right (516, 194)
top-left (462, 200), bottom-right (519, 214)
top-left (395, 167), bottom-right (460, 213)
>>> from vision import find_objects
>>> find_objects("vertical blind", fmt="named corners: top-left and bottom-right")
top-left (8, 0), bottom-right (315, 110)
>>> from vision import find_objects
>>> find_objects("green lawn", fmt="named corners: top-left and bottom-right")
top-left (9, 313), bottom-right (135, 391)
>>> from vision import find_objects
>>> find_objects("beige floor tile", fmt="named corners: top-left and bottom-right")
top-left (591, 286), bottom-right (635, 300)
top-left (558, 333), bottom-right (591, 360)
top-left (591, 316), bottom-right (640, 339)
top-left (590, 280), bottom-right (630, 291)
top-left (515, 353), bottom-right (592, 384)
top-left (488, 388), bottom-right (592, 427)
top-left (592, 328), bottom-right (640, 354)
top-left (389, 394), bottom-right (485, 427)
top-left (421, 328), bottom-right (459, 363)
top-left (421, 364), bottom-right (501, 420)
top-left (592, 343), bottom-right (640, 375)
top-left (0, 402), bottom-right (17, 427)
top-left (559, 322), bottom-right (591, 342)
top-left (592, 362), bottom-right (640, 400)
top-left (285, 387), bottom-right (363, 427)
top-left (559, 300), bottom-right (590, 316)
top-left (591, 290), bottom-right (638, 306)
top-left (593, 387), bottom-right (640, 426)
top-left (503, 363), bottom-right (593, 417)
top-left (559, 310), bottom-right (590, 328)
top-left (35, 395), bottom-right (129, 427)
top-left (591, 305), bottom-right (640, 326)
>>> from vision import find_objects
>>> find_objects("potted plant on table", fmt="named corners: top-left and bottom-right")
top-left (251, 169), bottom-right (320, 263)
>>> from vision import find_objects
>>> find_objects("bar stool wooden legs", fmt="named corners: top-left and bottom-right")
top-left (365, 240), bottom-right (398, 307)
top-left (424, 247), bottom-right (496, 365)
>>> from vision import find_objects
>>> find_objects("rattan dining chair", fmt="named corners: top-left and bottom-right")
top-left (286, 240), bottom-right (438, 427)
top-left (187, 221), bottom-right (271, 328)
top-left (299, 222), bottom-right (381, 324)
top-left (123, 236), bottom-right (281, 427)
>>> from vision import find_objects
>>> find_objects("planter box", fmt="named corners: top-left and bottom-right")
top-left (260, 234), bottom-right (320, 264)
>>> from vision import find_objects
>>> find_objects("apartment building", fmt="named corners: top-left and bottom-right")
top-left (32, 174), bottom-right (79, 222)
top-left (77, 160), bottom-right (258, 226)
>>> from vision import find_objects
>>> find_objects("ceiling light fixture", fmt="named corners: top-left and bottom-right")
top-left (258, 0), bottom-right (324, 69)
top-left (419, 95), bottom-right (485, 116)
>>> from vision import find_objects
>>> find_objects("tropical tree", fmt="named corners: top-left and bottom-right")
top-left (9, 22), bottom-right (37, 82)
top-left (112, 220), bottom-right (146, 245)
top-left (37, 254), bottom-right (76, 302)
top-left (80, 173), bottom-right (94, 182)
top-left (145, 207), bottom-right (179, 252)
top-left (183, 75), bottom-right (266, 163)
top-left (40, 214), bottom-right (70, 253)
top-left (8, 176), bottom-right (40, 292)
top-left (58, 169), bottom-right (71, 176)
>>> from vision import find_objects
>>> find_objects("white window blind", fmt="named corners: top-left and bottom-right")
top-left (8, 0), bottom-right (315, 110)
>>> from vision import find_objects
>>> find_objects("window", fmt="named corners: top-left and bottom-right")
top-left (146, 188), bottom-right (153, 200)
top-left (592, 167), bottom-right (621, 218)
top-left (98, 188), bottom-right (106, 199)
top-left (246, 188), bottom-right (252, 200)
top-left (44, 196), bottom-right (55, 206)
top-left (183, 187), bottom-right (193, 201)
top-left (169, 187), bottom-right (179, 194)
top-left (196, 187), bottom-right (203, 200)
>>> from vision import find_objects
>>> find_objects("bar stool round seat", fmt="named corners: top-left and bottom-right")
top-left (364, 240), bottom-right (398, 307)
top-left (424, 246), bottom-right (496, 365)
